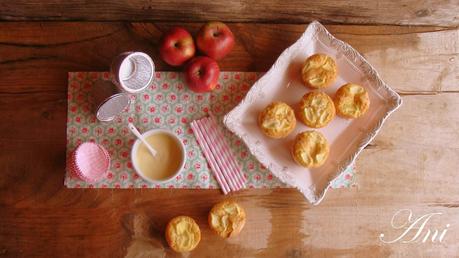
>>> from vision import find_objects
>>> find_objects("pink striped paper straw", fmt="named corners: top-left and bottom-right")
top-left (190, 121), bottom-right (230, 194)
top-left (207, 114), bottom-right (246, 187)
top-left (195, 119), bottom-right (239, 192)
top-left (204, 115), bottom-right (246, 189)
top-left (191, 121), bottom-right (230, 194)
top-left (201, 117), bottom-right (243, 190)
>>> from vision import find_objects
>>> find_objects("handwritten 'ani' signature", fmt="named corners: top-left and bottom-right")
top-left (379, 209), bottom-right (450, 244)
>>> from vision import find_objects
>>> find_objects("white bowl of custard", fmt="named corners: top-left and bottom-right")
top-left (131, 129), bottom-right (186, 183)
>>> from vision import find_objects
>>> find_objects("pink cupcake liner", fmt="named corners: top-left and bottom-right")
top-left (71, 142), bottom-right (110, 183)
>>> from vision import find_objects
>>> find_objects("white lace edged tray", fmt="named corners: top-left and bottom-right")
top-left (224, 21), bottom-right (402, 205)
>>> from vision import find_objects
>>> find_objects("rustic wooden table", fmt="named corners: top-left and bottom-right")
top-left (0, 2), bottom-right (458, 257)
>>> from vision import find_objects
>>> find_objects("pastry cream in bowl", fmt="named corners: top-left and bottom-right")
top-left (131, 129), bottom-right (186, 183)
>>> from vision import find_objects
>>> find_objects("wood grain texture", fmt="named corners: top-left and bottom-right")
top-left (0, 0), bottom-right (458, 27)
top-left (0, 22), bottom-right (457, 95)
top-left (1, 22), bottom-right (459, 257)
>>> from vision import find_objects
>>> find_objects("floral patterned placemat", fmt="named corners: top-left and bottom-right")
top-left (65, 72), bottom-right (356, 189)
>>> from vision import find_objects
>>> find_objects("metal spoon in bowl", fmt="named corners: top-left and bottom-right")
top-left (128, 123), bottom-right (157, 157)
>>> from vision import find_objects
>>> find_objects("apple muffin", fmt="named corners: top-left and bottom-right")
top-left (165, 216), bottom-right (201, 253)
top-left (258, 102), bottom-right (296, 138)
top-left (297, 92), bottom-right (335, 128)
top-left (334, 83), bottom-right (370, 119)
top-left (292, 131), bottom-right (329, 168)
top-left (301, 53), bottom-right (337, 89)
top-left (208, 200), bottom-right (246, 238)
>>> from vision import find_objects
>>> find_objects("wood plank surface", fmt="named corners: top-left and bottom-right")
top-left (1, 22), bottom-right (459, 257)
top-left (0, 1), bottom-right (459, 27)
top-left (0, 23), bottom-right (457, 95)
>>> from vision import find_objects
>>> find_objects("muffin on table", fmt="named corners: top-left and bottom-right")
top-left (297, 92), bottom-right (335, 128)
top-left (292, 131), bottom-right (330, 168)
top-left (208, 200), bottom-right (246, 238)
top-left (258, 102), bottom-right (296, 139)
top-left (165, 216), bottom-right (201, 253)
top-left (301, 53), bottom-right (337, 89)
top-left (334, 83), bottom-right (370, 119)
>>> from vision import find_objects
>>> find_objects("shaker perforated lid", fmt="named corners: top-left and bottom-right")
top-left (111, 52), bottom-right (155, 94)
top-left (91, 79), bottom-right (131, 122)
top-left (96, 93), bottom-right (130, 122)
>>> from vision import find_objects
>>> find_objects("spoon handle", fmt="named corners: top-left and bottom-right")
top-left (128, 123), bottom-right (157, 156)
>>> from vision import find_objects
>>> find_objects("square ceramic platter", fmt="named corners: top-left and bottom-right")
top-left (224, 21), bottom-right (402, 205)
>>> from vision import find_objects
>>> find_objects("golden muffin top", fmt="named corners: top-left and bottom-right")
top-left (298, 92), bottom-right (335, 128)
top-left (209, 200), bottom-right (246, 238)
top-left (166, 216), bottom-right (201, 253)
top-left (292, 131), bottom-right (329, 168)
top-left (335, 83), bottom-right (370, 119)
top-left (301, 54), bottom-right (337, 89)
top-left (258, 102), bottom-right (296, 138)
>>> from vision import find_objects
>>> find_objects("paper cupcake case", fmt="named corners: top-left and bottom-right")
top-left (65, 71), bottom-right (356, 189)
top-left (70, 142), bottom-right (111, 183)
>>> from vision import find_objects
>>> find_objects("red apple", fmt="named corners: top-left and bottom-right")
top-left (196, 22), bottom-right (234, 60)
top-left (159, 27), bottom-right (195, 66)
top-left (185, 56), bottom-right (220, 93)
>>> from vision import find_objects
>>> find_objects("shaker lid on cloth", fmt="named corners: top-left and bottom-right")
top-left (96, 93), bottom-right (130, 122)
